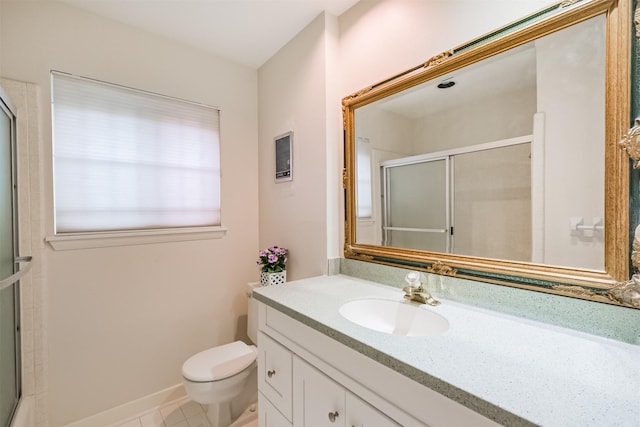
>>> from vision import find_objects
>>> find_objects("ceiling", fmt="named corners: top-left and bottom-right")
top-left (377, 43), bottom-right (537, 119)
top-left (59, 0), bottom-right (360, 68)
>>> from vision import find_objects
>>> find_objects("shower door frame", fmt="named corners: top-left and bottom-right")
top-left (0, 86), bottom-right (22, 427)
top-left (381, 134), bottom-right (533, 254)
top-left (382, 156), bottom-right (452, 252)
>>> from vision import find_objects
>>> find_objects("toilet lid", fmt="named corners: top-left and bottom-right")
top-left (182, 341), bottom-right (257, 382)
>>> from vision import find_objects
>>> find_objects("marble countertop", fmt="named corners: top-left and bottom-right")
top-left (252, 274), bottom-right (640, 427)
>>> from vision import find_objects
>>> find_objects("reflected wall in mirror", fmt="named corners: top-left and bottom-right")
top-left (343, 0), bottom-right (634, 306)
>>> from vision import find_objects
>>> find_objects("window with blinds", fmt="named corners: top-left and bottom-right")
top-left (51, 72), bottom-right (221, 234)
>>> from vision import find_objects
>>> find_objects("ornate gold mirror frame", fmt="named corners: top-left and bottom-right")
top-left (342, 0), bottom-right (640, 308)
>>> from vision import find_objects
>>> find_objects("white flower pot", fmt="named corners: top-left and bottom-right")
top-left (260, 271), bottom-right (286, 286)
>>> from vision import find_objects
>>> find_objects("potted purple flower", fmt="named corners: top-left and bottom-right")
top-left (257, 246), bottom-right (288, 286)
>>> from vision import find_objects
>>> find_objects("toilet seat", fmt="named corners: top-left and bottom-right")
top-left (183, 341), bottom-right (257, 382)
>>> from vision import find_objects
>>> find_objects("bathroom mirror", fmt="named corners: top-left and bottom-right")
top-left (343, 0), bottom-right (635, 306)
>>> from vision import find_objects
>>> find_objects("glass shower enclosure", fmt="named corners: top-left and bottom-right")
top-left (382, 140), bottom-right (532, 262)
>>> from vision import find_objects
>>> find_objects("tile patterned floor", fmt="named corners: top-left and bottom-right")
top-left (115, 398), bottom-right (210, 427)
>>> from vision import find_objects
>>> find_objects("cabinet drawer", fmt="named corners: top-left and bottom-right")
top-left (259, 392), bottom-right (292, 427)
top-left (258, 331), bottom-right (293, 421)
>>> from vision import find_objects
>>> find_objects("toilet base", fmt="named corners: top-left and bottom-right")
top-left (205, 401), bottom-right (258, 427)
top-left (201, 368), bottom-right (257, 427)
top-left (229, 402), bottom-right (258, 427)
top-left (204, 401), bottom-right (232, 427)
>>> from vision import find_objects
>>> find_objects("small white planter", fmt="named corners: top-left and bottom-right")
top-left (261, 270), bottom-right (286, 286)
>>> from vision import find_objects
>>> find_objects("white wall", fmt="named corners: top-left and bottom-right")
top-left (536, 15), bottom-right (606, 270)
top-left (412, 86), bottom-right (536, 153)
top-left (355, 107), bottom-right (414, 156)
top-left (258, 13), bottom-right (339, 280)
top-left (1, 1), bottom-right (259, 425)
top-left (324, 14), bottom-right (342, 262)
top-left (353, 106), bottom-right (413, 245)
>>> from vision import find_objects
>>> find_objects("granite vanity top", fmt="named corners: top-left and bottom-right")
top-left (252, 274), bottom-right (640, 427)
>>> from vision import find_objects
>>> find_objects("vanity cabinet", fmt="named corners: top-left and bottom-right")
top-left (293, 356), bottom-right (400, 427)
top-left (256, 301), bottom-right (496, 427)
top-left (258, 327), bottom-right (401, 427)
top-left (257, 314), bottom-right (409, 427)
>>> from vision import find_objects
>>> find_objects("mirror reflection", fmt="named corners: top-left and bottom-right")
top-left (354, 14), bottom-right (606, 272)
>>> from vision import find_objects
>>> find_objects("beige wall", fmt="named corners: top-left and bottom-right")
top-left (1, 1), bottom-right (259, 425)
top-left (258, 13), bottom-right (338, 280)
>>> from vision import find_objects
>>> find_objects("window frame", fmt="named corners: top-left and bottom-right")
top-left (47, 71), bottom-right (226, 249)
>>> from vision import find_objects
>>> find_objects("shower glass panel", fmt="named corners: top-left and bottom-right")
top-left (384, 159), bottom-right (448, 251)
top-left (0, 95), bottom-right (19, 427)
top-left (453, 143), bottom-right (531, 261)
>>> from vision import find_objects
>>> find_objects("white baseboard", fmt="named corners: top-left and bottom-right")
top-left (64, 384), bottom-right (186, 427)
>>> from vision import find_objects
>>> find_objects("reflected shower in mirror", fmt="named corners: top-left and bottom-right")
top-left (354, 14), bottom-right (605, 272)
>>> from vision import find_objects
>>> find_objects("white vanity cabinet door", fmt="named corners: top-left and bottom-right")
top-left (259, 392), bottom-right (292, 427)
top-left (346, 392), bottom-right (401, 427)
top-left (258, 332), bottom-right (293, 421)
top-left (293, 356), bottom-right (346, 427)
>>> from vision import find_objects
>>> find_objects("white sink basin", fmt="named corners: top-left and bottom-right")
top-left (339, 298), bottom-right (449, 336)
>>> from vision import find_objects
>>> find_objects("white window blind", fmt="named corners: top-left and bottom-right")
top-left (51, 72), bottom-right (221, 233)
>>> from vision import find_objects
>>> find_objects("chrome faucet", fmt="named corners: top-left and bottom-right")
top-left (402, 271), bottom-right (440, 306)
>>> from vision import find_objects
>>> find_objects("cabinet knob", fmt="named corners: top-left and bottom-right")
top-left (328, 411), bottom-right (339, 423)
top-left (267, 369), bottom-right (276, 378)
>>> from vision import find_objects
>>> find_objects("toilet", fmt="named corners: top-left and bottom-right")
top-left (182, 283), bottom-right (260, 427)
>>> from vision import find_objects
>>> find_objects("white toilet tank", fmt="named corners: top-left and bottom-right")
top-left (246, 283), bottom-right (259, 344)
